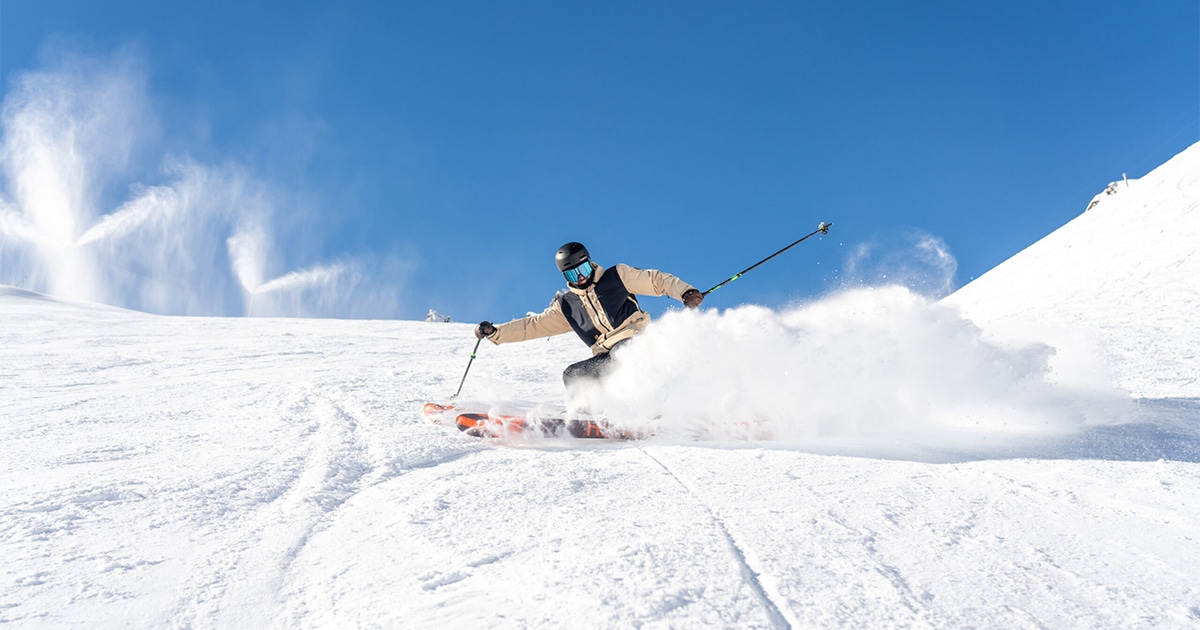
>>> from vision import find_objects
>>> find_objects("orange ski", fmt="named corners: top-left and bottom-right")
top-left (452, 412), bottom-right (633, 439)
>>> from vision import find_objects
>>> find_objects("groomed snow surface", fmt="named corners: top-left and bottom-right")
top-left (3, 280), bottom-right (1199, 629)
top-left (4, 142), bottom-right (1199, 628)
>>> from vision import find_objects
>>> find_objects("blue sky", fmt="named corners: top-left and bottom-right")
top-left (1, 1), bottom-right (1197, 322)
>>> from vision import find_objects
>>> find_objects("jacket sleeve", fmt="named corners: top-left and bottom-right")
top-left (487, 298), bottom-right (574, 345)
top-left (614, 263), bottom-right (696, 302)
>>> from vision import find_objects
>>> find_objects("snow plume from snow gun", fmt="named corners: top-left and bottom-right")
top-left (582, 286), bottom-right (1129, 456)
top-left (224, 221), bottom-right (359, 317)
top-left (0, 45), bottom-right (406, 317)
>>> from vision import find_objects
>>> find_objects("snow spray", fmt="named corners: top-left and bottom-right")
top-left (0, 48), bottom-right (397, 317)
top-left (574, 286), bottom-right (1130, 454)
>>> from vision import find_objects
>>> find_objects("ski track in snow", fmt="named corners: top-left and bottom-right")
top-left (1, 292), bottom-right (490, 627)
top-left (3, 280), bottom-right (1200, 627)
top-left (639, 447), bottom-right (796, 629)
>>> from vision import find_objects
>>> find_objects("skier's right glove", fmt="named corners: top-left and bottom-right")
top-left (475, 321), bottom-right (496, 339)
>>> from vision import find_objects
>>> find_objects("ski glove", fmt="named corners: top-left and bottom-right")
top-left (475, 321), bottom-right (496, 339)
top-left (682, 289), bottom-right (703, 309)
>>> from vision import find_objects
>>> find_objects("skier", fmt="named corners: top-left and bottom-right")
top-left (475, 242), bottom-right (703, 390)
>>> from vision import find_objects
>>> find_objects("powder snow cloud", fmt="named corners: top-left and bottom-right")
top-left (843, 229), bottom-right (959, 298)
top-left (574, 286), bottom-right (1129, 455)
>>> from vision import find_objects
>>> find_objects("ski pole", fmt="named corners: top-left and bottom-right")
top-left (452, 338), bottom-right (483, 399)
top-left (703, 221), bottom-right (832, 296)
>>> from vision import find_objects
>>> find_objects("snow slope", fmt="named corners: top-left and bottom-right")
top-left (945, 141), bottom-right (1200, 398)
top-left (3, 281), bottom-right (1200, 628)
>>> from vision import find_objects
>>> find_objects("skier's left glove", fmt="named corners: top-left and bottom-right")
top-left (682, 289), bottom-right (703, 309)
top-left (475, 321), bottom-right (496, 339)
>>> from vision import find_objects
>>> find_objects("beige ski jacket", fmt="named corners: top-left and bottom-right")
top-left (485, 263), bottom-right (695, 356)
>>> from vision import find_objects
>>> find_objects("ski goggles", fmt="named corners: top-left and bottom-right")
top-left (562, 260), bottom-right (595, 284)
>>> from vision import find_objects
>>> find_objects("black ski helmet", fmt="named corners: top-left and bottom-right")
top-left (555, 242), bottom-right (590, 272)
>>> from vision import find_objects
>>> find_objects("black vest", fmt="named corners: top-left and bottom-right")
top-left (558, 267), bottom-right (642, 348)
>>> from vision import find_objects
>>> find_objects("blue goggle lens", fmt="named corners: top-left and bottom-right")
top-left (563, 261), bottom-right (594, 283)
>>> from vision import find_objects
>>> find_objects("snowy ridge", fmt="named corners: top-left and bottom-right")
top-left (946, 140), bottom-right (1200, 398)
top-left (3, 279), bottom-right (1200, 627)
